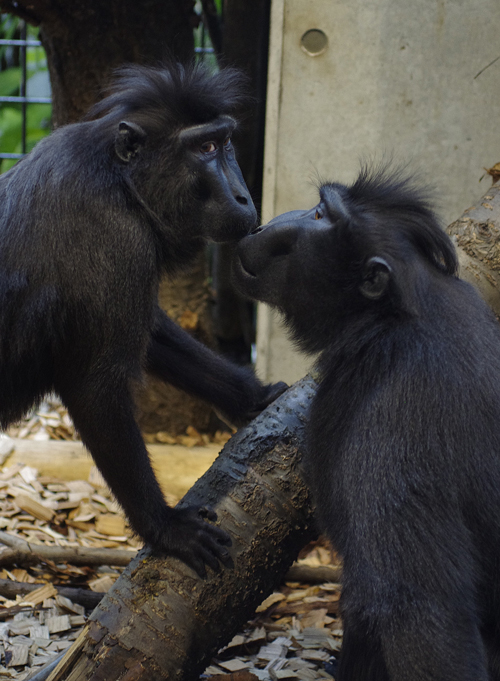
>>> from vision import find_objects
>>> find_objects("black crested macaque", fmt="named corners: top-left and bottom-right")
top-left (0, 63), bottom-right (286, 578)
top-left (233, 166), bottom-right (500, 679)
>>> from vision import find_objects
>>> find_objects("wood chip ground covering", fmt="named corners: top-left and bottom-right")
top-left (0, 400), bottom-right (343, 680)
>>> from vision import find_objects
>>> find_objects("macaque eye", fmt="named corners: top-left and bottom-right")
top-left (314, 209), bottom-right (322, 220)
top-left (200, 141), bottom-right (217, 154)
top-left (224, 137), bottom-right (231, 148)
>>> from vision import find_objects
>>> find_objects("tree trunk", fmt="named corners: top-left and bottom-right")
top-left (43, 376), bottom-right (317, 681)
top-left (447, 178), bottom-right (500, 315)
top-left (0, 0), bottom-right (196, 126)
top-left (0, 0), bottom-right (217, 433)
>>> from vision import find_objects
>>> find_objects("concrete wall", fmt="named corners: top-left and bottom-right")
top-left (256, 0), bottom-right (500, 384)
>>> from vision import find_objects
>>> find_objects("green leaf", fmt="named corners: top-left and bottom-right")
top-left (26, 47), bottom-right (47, 69)
top-left (0, 68), bottom-right (22, 96)
top-left (0, 14), bottom-right (21, 62)
top-left (0, 157), bottom-right (19, 174)
top-left (0, 106), bottom-right (22, 174)
top-left (0, 106), bottom-right (22, 152)
top-left (0, 21), bottom-right (50, 173)
top-left (27, 103), bottom-right (51, 132)
top-left (0, 14), bottom-right (20, 40)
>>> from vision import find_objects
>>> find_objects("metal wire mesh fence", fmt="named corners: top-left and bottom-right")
top-left (0, 15), bottom-right (214, 168)
top-left (0, 15), bottom-right (52, 174)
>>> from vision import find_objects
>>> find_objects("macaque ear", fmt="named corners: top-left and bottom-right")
top-left (359, 256), bottom-right (392, 300)
top-left (115, 121), bottom-right (146, 162)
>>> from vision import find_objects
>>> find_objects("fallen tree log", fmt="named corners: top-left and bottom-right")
top-left (43, 376), bottom-right (317, 681)
top-left (0, 531), bottom-right (135, 568)
top-left (0, 579), bottom-right (104, 610)
top-left (285, 564), bottom-right (341, 585)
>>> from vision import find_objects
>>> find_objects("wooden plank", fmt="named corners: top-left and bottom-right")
top-left (4, 439), bottom-right (222, 499)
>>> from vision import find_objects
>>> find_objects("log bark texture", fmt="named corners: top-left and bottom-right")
top-left (45, 377), bottom-right (317, 681)
top-left (447, 179), bottom-right (500, 314)
top-left (0, 531), bottom-right (135, 568)
top-left (0, 579), bottom-right (103, 610)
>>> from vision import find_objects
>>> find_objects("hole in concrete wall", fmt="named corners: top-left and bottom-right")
top-left (300, 29), bottom-right (328, 56)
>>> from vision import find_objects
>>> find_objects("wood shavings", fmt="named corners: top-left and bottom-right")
top-left (0, 437), bottom-right (15, 465)
top-left (6, 395), bottom-right (232, 447)
top-left (0, 587), bottom-right (90, 678)
top-left (6, 398), bottom-right (78, 442)
top-left (206, 537), bottom-right (343, 681)
top-left (87, 576), bottom-right (115, 593)
top-left (0, 464), bottom-right (139, 554)
top-left (256, 593), bottom-right (286, 612)
top-left (29, 625), bottom-right (49, 639)
top-left (94, 515), bottom-right (126, 537)
top-left (54, 596), bottom-right (84, 616)
top-left (299, 610), bottom-right (331, 630)
top-left (219, 659), bottom-right (251, 672)
top-left (21, 585), bottom-right (57, 607)
top-left (207, 583), bottom-right (342, 681)
top-left (5, 643), bottom-right (29, 668)
top-left (1, 410), bottom-right (343, 680)
top-left (0, 451), bottom-right (142, 679)
top-left (46, 615), bottom-right (71, 634)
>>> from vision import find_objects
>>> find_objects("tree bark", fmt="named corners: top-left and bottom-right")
top-left (0, 530), bottom-right (136, 568)
top-left (42, 376), bottom-right (317, 681)
top-left (0, 579), bottom-right (104, 610)
top-left (0, 0), bottom-right (218, 433)
top-left (447, 178), bottom-right (500, 315)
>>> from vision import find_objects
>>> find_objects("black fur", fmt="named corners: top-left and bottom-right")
top-left (0, 62), bottom-right (286, 578)
top-left (233, 165), bottom-right (500, 679)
